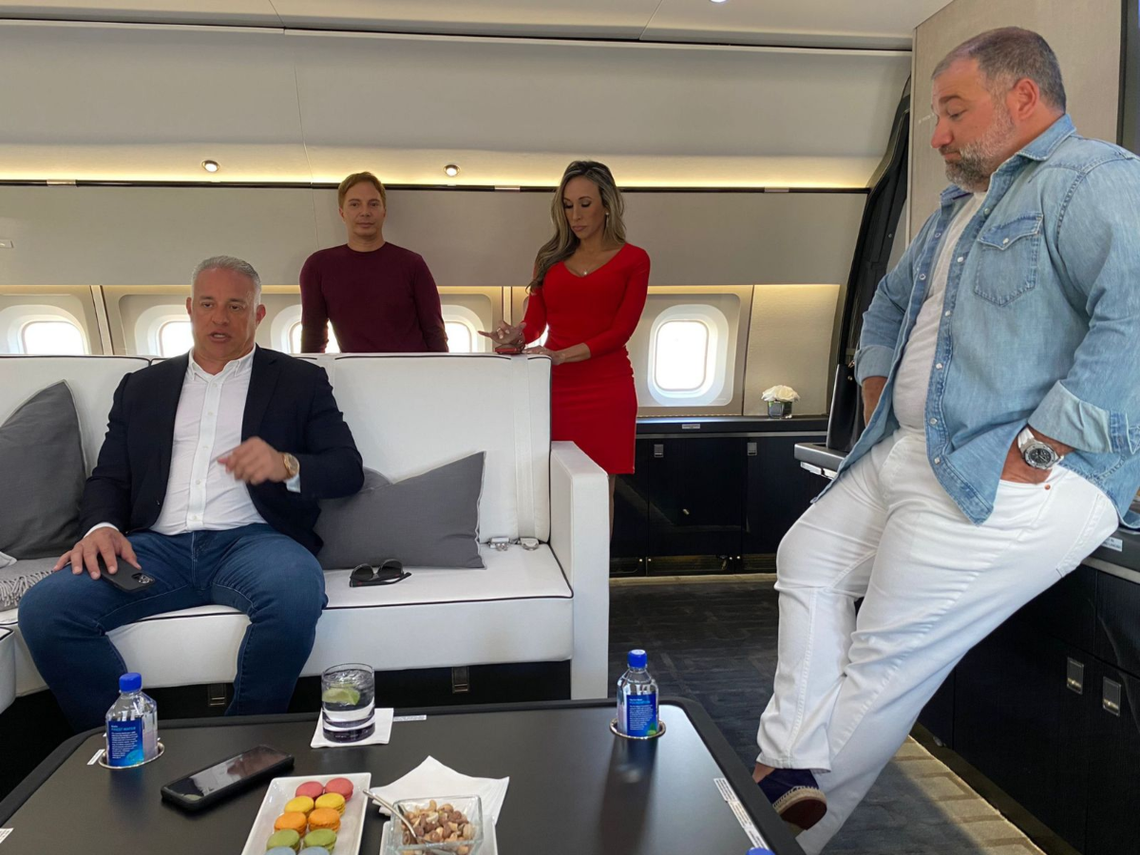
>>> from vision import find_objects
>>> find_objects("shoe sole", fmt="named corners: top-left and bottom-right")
top-left (773, 787), bottom-right (827, 833)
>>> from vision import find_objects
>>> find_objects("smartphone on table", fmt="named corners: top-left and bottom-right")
top-left (160, 745), bottom-right (294, 812)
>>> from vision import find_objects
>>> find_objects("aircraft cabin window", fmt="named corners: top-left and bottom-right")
top-left (158, 320), bottom-right (194, 358)
top-left (440, 304), bottom-right (488, 354)
top-left (646, 303), bottom-right (732, 407)
top-left (445, 321), bottom-right (474, 354)
top-left (287, 321), bottom-right (340, 354)
top-left (20, 320), bottom-right (87, 355)
top-left (654, 320), bottom-right (710, 392)
top-left (0, 305), bottom-right (90, 355)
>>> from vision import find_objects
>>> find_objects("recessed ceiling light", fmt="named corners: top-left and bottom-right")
top-left (444, 163), bottom-right (460, 177)
top-left (201, 160), bottom-right (219, 173)
top-left (711, 0), bottom-right (728, 3)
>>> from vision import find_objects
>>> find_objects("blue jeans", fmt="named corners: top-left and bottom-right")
top-left (18, 524), bottom-right (326, 731)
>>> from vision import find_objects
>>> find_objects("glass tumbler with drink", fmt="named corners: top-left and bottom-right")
top-left (321, 663), bottom-right (376, 742)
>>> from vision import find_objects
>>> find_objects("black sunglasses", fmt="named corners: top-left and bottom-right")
top-left (349, 559), bottom-right (410, 587)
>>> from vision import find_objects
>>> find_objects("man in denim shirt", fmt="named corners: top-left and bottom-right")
top-left (752, 28), bottom-right (1140, 852)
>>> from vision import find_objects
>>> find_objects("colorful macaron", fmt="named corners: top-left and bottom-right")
top-left (314, 792), bottom-right (346, 816)
top-left (307, 807), bottom-right (341, 833)
top-left (322, 777), bottom-right (354, 800)
top-left (284, 796), bottom-right (315, 816)
top-left (299, 849), bottom-right (330, 855)
top-left (265, 828), bottom-right (301, 852)
top-left (266, 849), bottom-right (297, 855)
top-left (301, 828), bottom-right (337, 853)
top-left (273, 812), bottom-right (308, 835)
top-left (295, 781), bottom-right (324, 800)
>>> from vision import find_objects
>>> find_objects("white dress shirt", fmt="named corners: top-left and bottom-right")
top-left (90, 346), bottom-right (299, 538)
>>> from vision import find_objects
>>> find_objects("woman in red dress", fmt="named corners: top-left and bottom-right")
top-left (482, 160), bottom-right (650, 530)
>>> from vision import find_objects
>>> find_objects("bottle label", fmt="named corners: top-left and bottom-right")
top-left (624, 693), bottom-right (658, 737)
top-left (107, 719), bottom-right (145, 767)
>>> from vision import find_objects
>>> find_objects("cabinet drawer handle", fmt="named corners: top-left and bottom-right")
top-left (1066, 658), bottom-right (1084, 695)
top-left (1103, 678), bottom-right (1122, 716)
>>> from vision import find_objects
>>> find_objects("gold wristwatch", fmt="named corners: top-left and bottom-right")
top-left (282, 452), bottom-right (301, 479)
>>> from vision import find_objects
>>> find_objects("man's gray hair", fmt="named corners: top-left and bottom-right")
top-left (933, 27), bottom-right (1066, 113)
top-left (191, 255), bottom-right (262, 302)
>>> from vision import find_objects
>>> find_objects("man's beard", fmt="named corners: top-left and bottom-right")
top-left (942, 105), bottom-right (1016, 192)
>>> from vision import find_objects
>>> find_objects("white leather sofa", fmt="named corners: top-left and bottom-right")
top-left (0, 353), bottom-right (611, 716)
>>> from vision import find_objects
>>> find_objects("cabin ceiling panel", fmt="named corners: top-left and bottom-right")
top-left (0, 0), bottom-right (942, 46)
top-left (271, 0), bottom-right (662, 39)
top-left (0, 21), bottom-right (310, 180)
top-left (645, 0), bottom-right (953, 49)
top-left (0, 1), bottom-right (278, 26)
top-left (292, 33), bottom-right (911, 187)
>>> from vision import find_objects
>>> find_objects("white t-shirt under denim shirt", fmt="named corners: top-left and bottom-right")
top-left (892, 193), bottom-right (986, 431)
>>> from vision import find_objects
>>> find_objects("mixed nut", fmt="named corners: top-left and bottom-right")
top-left (399, 800), bottom-right (477, 854)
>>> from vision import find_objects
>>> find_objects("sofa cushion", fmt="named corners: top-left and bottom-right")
top-left (325, 355), bottom-right (550, 543)
top-left (315, 454), bottom-right (485, 570)
top-left (4, 544), bottom-right (574, 692)
top-left (0, 382), bottom-right (86, 559)
top-left (0, 356), bottom-right (150, 476)
top-left (0, 557), bottom-right (56, 612)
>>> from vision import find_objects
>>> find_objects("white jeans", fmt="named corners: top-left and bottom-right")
top-left (757, 429), bottom-right (1118, 854)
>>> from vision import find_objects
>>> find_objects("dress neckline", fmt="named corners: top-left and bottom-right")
top-left (562, 243), bottom-right (627, 279)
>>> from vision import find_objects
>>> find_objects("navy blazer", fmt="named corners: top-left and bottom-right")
top-left (80, 347), bottom-right (364, 554)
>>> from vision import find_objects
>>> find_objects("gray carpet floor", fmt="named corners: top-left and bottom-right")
top-left (607, 577), bottom-right (1043, 855)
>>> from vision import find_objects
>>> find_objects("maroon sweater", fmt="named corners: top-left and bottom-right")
top-left (299, 243), bottom-right (448, 353)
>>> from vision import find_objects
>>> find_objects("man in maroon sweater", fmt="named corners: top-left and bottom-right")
top-left (300, 172), bottom-right (448, 353)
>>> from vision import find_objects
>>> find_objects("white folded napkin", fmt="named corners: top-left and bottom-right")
top-left (309, 708), bottom-right (394, 748)
top-left (370, 756), bottom-right (510, 824)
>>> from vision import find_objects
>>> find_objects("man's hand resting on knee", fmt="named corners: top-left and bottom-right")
top-left (862, 376), bottom-right (887, 427)
top-left (54, 526), bottom-right (140, 580)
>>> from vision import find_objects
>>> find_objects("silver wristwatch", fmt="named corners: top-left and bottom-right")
top-left (1017, 427), bottom-right (1062, 470)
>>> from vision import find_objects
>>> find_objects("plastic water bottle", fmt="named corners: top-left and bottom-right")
top-left (105, 672), bottom-right (158, 767)
top-left (616, 649), bottom-right (659, 737)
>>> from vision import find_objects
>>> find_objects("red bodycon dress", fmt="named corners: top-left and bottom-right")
top-left (523, 243), bottom-right (650, 475)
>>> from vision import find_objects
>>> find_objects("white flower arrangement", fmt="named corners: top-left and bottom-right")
top-left (761, 385), bottom-right (800, 403)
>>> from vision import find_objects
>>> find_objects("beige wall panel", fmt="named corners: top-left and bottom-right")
top-left (910, 0), bottom-right (1122, 235)
top-left (0, 186), bottom-right (320, 287)
top-left (744, 284), bottom-right (841, 416)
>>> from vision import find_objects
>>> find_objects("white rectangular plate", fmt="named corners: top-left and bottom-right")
top-left (378, 817), bottom-right (497, 855)
top-left (241, 771), bottom-right (372, 855)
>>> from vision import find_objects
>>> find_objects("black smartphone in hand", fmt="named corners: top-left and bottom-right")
top-left (98, 554), bottom-right (155, 594)
top-left (161, 745), bottom-right (294, 812)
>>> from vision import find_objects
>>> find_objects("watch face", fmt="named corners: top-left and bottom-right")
top-left (1026, 445), bottom-right (1056, 469)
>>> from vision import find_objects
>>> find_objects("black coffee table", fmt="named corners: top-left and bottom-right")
top-left (0, 698), bottom-right (804, 854)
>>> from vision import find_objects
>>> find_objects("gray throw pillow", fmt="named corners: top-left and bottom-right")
top-left (315, 452), bottom-right (485, 570)
top-left (0, 382), bottom-right (86, 559)
top-left (0, 557), bottom-right (56, 611)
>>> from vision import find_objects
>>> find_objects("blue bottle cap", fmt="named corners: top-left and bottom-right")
top-left (747, 849), bottom-right (775, 855)
top-left (628, 649), bottom-right (647, 668)
top-left (119, 672), bottom-right (142, 693)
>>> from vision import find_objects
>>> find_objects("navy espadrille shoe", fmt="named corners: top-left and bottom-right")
top-left (758, 768), bottom-right (827, 832)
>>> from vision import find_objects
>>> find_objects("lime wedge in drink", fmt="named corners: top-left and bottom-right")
top-left (321, 686), bottom-right (361, 705)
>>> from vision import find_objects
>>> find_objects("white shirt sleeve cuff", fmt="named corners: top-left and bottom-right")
top-left (285, 473), bottom-right (302, 493)
top-left (84, 522), bottom-right (119, 538)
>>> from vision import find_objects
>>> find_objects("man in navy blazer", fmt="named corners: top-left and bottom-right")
top-left (19, 256), bottom-right (364, 731)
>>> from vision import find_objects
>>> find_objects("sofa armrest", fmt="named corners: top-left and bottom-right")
top-left (549, 441), bottom-right (610, 700)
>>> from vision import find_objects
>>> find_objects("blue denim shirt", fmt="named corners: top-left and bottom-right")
top-left (839, 114), bottom-right (1140, 528)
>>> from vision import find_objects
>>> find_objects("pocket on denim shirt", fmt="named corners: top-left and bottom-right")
top-left (972, 213), bottom-right (1043, 306)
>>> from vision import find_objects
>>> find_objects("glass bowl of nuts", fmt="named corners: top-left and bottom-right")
top-left (383, 795), bottom-right (483, 855)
